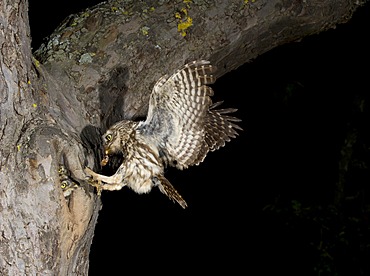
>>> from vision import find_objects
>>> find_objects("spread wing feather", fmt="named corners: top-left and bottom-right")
top-left (139, 60), bottom-right (241, 170)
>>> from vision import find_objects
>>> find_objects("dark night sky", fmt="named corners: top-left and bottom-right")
top-left (28, 1), bottom-right (370, 275)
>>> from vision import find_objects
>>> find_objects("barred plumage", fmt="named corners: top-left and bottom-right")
top-left (84, 60), bottom-right (242, 208)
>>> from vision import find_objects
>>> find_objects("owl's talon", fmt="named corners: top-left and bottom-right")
top-left (85, 167), bottom-right (103, 195)
top-left (87, 177), bottom-right (103, 196)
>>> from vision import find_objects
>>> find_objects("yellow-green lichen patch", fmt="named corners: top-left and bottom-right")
top-left (140, 26), bottom-right (150, 36)
top-left (70, 11), bottom-right (91, 27)
top-left (33, 58), bottom-right (41, 68)
top-left (175, 7), bottom-right (193, 37)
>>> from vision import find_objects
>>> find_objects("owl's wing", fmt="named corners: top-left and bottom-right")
top-left (139, 60), bottom-right (215, 169)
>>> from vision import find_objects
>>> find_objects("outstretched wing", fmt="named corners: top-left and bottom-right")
top-left (139, 60), bottom-right (242, 169)
top-left (139, 60), bottom-right (215, 169)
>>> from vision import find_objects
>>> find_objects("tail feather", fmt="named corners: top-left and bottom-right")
top-left (154, 175), bottom-right (188, 209)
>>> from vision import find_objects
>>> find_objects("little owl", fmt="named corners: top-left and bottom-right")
top-left (84, 60), bottom-right (242, 208)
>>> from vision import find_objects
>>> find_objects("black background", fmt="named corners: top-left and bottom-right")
top-left (28, 1), bottom-right (370, 275)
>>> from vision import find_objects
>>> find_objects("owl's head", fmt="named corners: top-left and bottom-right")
top-left (101, 120), bottom-right (136, 166)
top-left (58, 165), bottom-right (78, 197)
top-left (61, 179), bottom-right (79, 197)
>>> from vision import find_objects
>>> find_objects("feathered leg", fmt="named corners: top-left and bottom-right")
top-left (84, 167), bottom-right (126, 195)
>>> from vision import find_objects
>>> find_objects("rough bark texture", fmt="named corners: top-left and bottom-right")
top-left (0, 0), bottom-right (367, 274)
top-left (0, 1), bottom-right (101, 275)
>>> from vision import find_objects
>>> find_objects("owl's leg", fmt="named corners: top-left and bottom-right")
top-left (153, 175), bottom-right (188, 209)
top-left (84, 167), bottom-right (126, 193)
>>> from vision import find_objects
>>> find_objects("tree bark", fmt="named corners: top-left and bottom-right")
top-left (0, 0), bottom-right (366, 274)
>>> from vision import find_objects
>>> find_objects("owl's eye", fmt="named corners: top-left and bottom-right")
top-left (105, 134), bottom-right (113, 141)
top-left (61, 181), bottom-right (68, 189)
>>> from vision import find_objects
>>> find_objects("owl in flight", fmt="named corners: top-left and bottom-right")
top-left (84, 60), bottom-right (242, 208)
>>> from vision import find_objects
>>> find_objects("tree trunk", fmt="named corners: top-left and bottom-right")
top-left (0, 0), bottom-right (366, 274)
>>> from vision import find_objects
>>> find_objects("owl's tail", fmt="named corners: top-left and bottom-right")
top-left (153, 175), bottom-right (188, 209)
